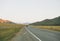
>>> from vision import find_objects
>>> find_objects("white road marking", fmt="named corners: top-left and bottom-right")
top-left (25, 27), bottom-right (42, 41)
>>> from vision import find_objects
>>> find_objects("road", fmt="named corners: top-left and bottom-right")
top-left (11, 26), bottom-right (60, 41)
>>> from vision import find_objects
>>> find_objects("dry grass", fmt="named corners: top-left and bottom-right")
top-left (0, 23), bottom-right (25, 41)
top-left (32, 26), bottom-right (60, 31)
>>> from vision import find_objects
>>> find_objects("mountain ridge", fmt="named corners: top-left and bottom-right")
top-left (0, 19), bottom-right (15, 24)
top-left (30, 16), bottom-right (60, 26)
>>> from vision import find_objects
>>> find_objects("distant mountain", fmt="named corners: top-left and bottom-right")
top-left (30, 16), bottom-right (60, 26)
top-left (0, 19), bottom-right (15, 24)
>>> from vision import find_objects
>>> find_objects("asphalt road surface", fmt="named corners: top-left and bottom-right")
top-left (11, 26), bottom-right (60, 41)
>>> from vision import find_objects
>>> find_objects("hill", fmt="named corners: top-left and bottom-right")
top-left (0, 19), bottom-right (15, 24)
top-left (30, 16), bottom-right (60, 26)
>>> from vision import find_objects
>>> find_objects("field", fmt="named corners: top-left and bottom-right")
top-left (0, 23), bottom-right (24, 41)
top-left (32, 26), bottom-right (60, 31)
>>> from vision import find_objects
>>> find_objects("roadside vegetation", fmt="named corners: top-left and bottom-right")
top-left (32, 26), bottom-right (60, 31)
top-left (0, 23), bottom-right (25, 41)
top-left (30, 16), bottom-right (60, 31)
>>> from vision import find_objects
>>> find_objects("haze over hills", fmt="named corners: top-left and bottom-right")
top-left (0, 19), bottom-right (15, 24)
top-left (30, 16), bottom-right (60, 26)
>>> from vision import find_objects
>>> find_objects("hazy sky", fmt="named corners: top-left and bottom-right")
top-left (0, 0), bottom-right (60, 23)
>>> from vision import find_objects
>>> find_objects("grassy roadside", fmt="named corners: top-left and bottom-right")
top-left (0, 23), bottom-right (25, 41)
top-left (32, 26), bottom-right (60, 31)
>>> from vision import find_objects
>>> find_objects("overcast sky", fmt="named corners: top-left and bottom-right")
top-left (0, 0), bottom-right (60, 23)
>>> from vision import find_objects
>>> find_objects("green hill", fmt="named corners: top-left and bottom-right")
top-left (30, 16), bottom-right (60, 26)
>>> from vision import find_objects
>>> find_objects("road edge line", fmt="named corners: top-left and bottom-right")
top-left (25, 27), bottom-right (41, 41)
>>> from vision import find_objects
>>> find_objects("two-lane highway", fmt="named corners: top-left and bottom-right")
top-left (27, 26), bottom-right (60, 41)
top-left (11, 26), bottom-right (60, 41)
